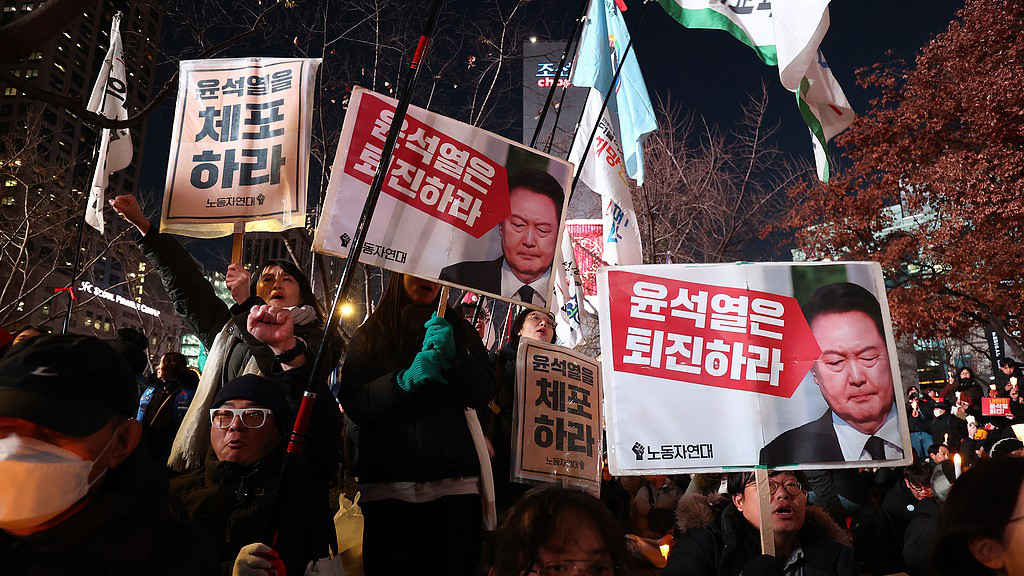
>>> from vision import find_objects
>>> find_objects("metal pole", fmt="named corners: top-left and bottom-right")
top-left (529, 0), bottom-right (590, 149)
top-left (265, 0), bottom-right (446, 545)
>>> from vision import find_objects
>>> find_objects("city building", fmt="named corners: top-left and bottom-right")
top-left (0, 1), bottom-right (183, 364)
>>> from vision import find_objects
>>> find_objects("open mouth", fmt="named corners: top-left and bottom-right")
top-left (774, 505), bottom-right (795, 518)
top-left (269, 292), bottom-right (285, 301)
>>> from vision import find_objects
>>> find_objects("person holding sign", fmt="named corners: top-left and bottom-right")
top-left (440, 169), bottom-right (564, 307)
top-left (338, 273), bottom-right (496, 575)
top-left (663, 471), bottom-right (854, 576)
top-left (761, 283), bottom-right (904, 465)
top-left (109, 195), bottom-right (342, 486)
top-left (482, 308), bottom-right (557, 514)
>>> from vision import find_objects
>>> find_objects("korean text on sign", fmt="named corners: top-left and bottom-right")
top-left (530, 352), bottom-right (598, 458)
top-left (342, 93), bottom-right (510, 239)
top-left (608, 271), bottom-right (821, 398)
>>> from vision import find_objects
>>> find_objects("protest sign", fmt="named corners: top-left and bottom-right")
top-left (312, 88), bottom-right (573, 310)
top-left (161, 58), bottom-right (320, 238)
top-left (599, 261), bottom-right (912, 475)
top-left (512, 338), bottom-right (602, 496)
top-left (983, 397), bottom-right (1011, 417)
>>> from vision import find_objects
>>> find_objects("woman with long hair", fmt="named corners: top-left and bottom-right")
top-left (339, 273), bottom-right (496, 575)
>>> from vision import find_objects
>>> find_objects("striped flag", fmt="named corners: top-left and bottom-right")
top-left (656, 0), bottom-right (854, 180)
top-left (85, 12), bottom-right (132, 234)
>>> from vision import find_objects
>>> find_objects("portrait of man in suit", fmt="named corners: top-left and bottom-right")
top-left (439, 168), bottom-right (564, 307)
top-left (760, 282), bottom-right (904, 465)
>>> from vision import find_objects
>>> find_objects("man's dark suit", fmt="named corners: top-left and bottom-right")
top-left (438, 257), bottom-right (504, 295)
top-left (760, 410), bottom-right (845, 466)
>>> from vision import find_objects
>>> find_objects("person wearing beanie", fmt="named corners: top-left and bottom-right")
top-left (0, 335), bottom-right (218, 575)
top-left (167, 375), bottom-right (334, 576)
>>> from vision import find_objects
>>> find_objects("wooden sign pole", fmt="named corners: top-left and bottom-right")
top-left (231, 223), bottom-right (245, 265)
top-left (755, 467), bottom-right (776, 556)
top-left (436, 285), bottom-right (450, 317)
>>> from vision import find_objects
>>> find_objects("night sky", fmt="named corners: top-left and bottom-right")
top-left (136, 0), bottom-right (966, 267)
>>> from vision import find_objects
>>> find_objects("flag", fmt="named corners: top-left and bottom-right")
top-left (553, 227), bottom-right (585, 348)
top-left (85, 12), bottom-right (132, 234)
top-left (569, 89), bottom-right (644, 266)
top-left (656, 0), bottom-right (854, 180)
top-left (572, 0), bottom-right (657, 186)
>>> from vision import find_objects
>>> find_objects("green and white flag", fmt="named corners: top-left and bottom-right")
top-left (657, 0), bottom-right (853, 180)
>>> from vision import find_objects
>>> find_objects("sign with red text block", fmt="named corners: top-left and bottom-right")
top-left (607, 271), bottom-right (820, 398)
top-left (162, 58), bottom-right (320, 238)
top-left (513, 338), bottom-right (602, 497)
top-left (598, 262), bottom-right (911, 475)
top-left (314, 88), bottom-right (573, 310)
top-left (983, 397), bottom-right (1011, 417)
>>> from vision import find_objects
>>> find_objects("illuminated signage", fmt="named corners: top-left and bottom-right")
top-left (78, 281), bottom-right (161, 318)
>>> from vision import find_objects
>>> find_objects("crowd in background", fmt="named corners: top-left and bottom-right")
top-left (2, 198), bottom-right (1024, 576)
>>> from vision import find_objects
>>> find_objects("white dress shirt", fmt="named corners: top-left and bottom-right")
top-left (832, 404), bottom-right (904, 461)
top-left (500, 260), bottom-right (550, 306)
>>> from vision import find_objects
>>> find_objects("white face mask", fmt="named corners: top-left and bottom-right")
top-left (0, 432), bottom-right (116, 531)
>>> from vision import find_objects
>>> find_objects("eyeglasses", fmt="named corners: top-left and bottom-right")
top-left (747, 478), bottom-right (804, 497)
top-left (210, 408), bottom-right (272, 429)
top-left (525, 312), bottom-right (555, 324)
top-left (531, 561), bottom-right (626, 576)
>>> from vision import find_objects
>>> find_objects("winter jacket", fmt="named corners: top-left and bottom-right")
top-left (136, 229), bottom-right (342, 479)
top-left (482, 339), bottom-right (531, 509)
top-left (0, 447), bottom-right (219, 576)
top-left (663, 493), bottom-right (855, 576)
top-left (338, 302), bottom-right (496, 484)
top-left (168, 447), bottom-right (333, 576)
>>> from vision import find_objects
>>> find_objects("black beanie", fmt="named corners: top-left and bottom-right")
top-left (211, 374), bottom-right (293, 436)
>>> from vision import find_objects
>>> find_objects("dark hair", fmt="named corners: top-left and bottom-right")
top-left (932, 458), bottom-right (1024, 576)
top-left (508, 168), bottom-right (565, 221)
top-left (725, 470), bottom-right (810, 497)
top-left (249, 258), bottom-right (323, 323)
top-left (12, 324), bottom-right (47, 339)
top-left (998, 357), bottom-right (1017, 369)
top-left (158, 351), bottom-right (192, 384)
top-left (348, 273), bottom-right (441, 365)
top-left (904, 461), bottom-right (934, 487)
top-left (990, 437), bottom-right (1024, 458)
top-left (928, 443), bottom-right (949, 456)
top-left (801, 282), bottom-right (886, 342)
top-left (490, 485), bottom-right (629, 576)
top-left (507, 307), bottom-right (556, 348)
top-left (958, 366), bottom-right (975, 379)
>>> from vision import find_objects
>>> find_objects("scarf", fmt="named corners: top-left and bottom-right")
top-left (167, 305), bottom-right (318, 471)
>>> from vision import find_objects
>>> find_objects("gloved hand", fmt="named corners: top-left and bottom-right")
top-left (396, 349), bottom-right (450, 392)
top-left (232, 542), bottom-right (287, 576)
top-left (422, 313), bottom-right (456, 361)
top-left (741, 553), bottom-right (785, 576)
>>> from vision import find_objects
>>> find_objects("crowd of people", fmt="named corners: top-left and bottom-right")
top-left (1, 193), bottom-right (1024, 575)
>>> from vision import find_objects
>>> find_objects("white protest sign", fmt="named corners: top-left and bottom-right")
top-left (312, 88), bottom-right (573, 310)
top-left (162, 57), bottom-right (320, 238)
top-left (513, 338), bottom-right (602, 496)
top-left (599, 261), bottom-right (912, 475)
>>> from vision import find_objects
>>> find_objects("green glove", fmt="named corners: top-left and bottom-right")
top-left (396, 349), bottom-right (450, 392)
top-left (422, 313), bottom-right (456, 361)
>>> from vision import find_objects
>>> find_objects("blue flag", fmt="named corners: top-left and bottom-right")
top-left (572, 0), bottom-right (657, 186)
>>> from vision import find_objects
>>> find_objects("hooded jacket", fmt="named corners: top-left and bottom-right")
top-left (662, 493), bottom-right (855, 576)
top-left (0, 447), bottom-right (218, 576)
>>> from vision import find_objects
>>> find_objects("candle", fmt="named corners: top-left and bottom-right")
top-left (660, 544), bottom-right (670, 559)
top-left (953, 453), bottom-right (962, 478)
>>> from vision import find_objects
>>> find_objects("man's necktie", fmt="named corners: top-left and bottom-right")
top-left (865, 436), bottom-right (886, 460)
top-left (516, 285), bottom-right (535, 304)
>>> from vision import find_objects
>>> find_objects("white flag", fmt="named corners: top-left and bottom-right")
top-left (569, 89), bottom-right (644, 266)
top-left (553, 227), bottom-right (585, 348)
top-left (85, 12), bottom-right (132, 234)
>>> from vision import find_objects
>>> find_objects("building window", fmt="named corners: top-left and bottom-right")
top-left (1, 196), bottom-right (14, 206)
top-left (25, 69), bottom-right (38, 78)
top-left (41, 303), bottom-right (49, 316)
top-left (21, 3), bottom-right (34, 11)
top-left (29, 51), bottom-right (42, 60)
top-left (85, 311), bottom-right (93, 328)
top-left (16, 301), bottom-right (24, 312)
top-left (3, 88), bottom-right (17, 96)
top-left (2, 6), bottom-right (16, 12)
top-left (4, 179), bottom-right (16, 187)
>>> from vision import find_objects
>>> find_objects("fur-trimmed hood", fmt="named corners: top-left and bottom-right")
top-left (674, 493), bottom-right (851, 547)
